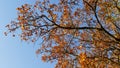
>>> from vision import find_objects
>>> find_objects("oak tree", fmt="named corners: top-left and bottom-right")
top-left (5, 0), bottom-right (120, 68)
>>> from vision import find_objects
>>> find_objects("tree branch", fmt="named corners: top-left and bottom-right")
top-left (113, 0), bottom-right (120, 12)
top-left (83, 0), bottom-right (120, 42)
top-left (39, 15), bottom-right (102, 30)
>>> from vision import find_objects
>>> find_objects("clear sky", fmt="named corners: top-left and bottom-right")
top-left (0, 0), bottom-right (54, 68)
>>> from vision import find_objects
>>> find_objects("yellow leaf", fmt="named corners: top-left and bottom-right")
top-left (21, 24), bottom-right (25, 30)
top-left (53, 14), bottom-right (57, 22)
top-left (48, 9), bottom-right (53, 16)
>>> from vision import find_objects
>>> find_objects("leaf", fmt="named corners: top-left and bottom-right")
top-left (6, 0), bottom-right (120, 68)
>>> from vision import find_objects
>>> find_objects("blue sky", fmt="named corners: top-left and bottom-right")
top-left (0, 0), bottom-right (54, 68)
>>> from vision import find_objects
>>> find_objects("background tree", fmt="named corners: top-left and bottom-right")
top-left (5, 0), bottom-right (120, 68)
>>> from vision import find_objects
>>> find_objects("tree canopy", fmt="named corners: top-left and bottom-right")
top-left (5, 0), bottom-right (120, 68)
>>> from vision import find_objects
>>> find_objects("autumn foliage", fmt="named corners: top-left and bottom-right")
top-left (5, 0), bottom-right (120, 68)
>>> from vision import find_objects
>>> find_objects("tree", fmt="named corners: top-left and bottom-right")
top-left (5, 0), bottom-right (120, 68)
